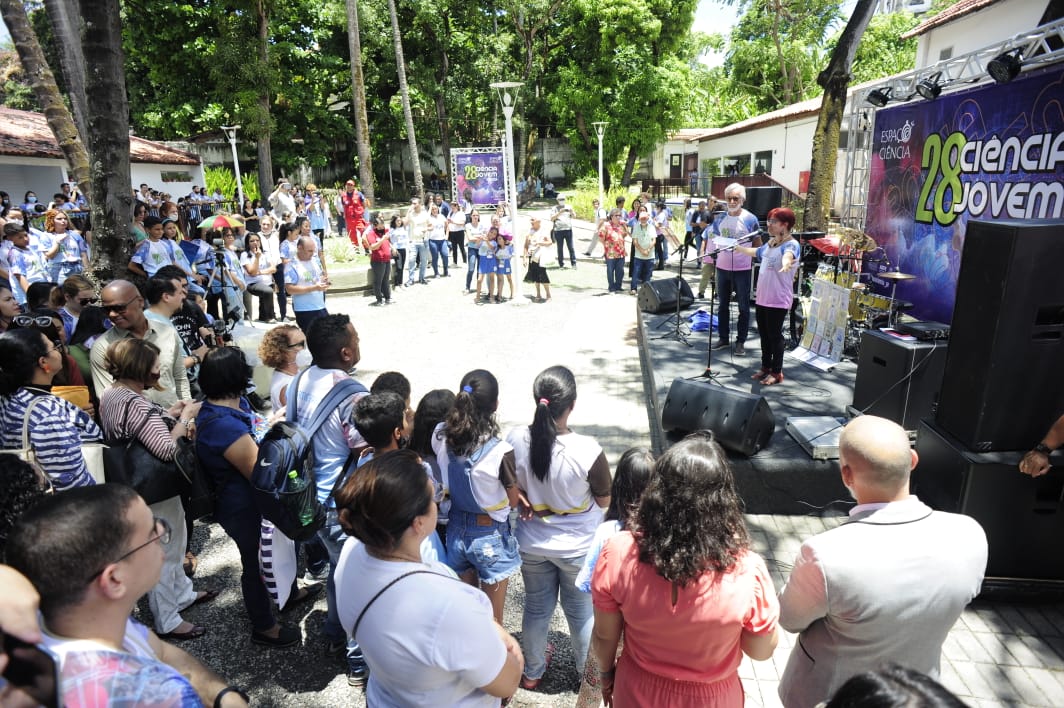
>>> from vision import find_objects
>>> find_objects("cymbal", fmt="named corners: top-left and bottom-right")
top-left (879, 271), bottom-right (916, 281)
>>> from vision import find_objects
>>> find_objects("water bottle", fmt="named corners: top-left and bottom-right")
top-left (286, 470), bottom-right (315, 526)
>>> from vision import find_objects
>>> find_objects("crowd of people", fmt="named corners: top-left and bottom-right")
top-left (0, 178), bottom-right (1023, 708)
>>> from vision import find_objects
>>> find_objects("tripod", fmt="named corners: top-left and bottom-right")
top-left (653, 247), bottom-right (692, 346)
top-left (697, 233), bottom-right (758, 381)
top-left (204, 248), bottom-right (242, 330)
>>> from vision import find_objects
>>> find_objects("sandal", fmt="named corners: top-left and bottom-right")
top-left (520, 641), bottom-right (555, 691)
top-left (751, 367), bottom-right (769, 381)
top-left (762, 372), bottom-right (784, 386)
top-left (158, 622), bottom-right (206, 641)
top-left (188, 589), bottom-right (220, 608)
top-left (280, 583), bottom-right (323, 614)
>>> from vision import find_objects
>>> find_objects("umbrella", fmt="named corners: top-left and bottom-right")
top-left (197, 214), bottom-right (244, 230)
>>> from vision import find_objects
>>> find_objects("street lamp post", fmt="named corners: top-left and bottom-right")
top-left (592, 121), bottom-right (608, 209)
top-left (220, 125), bottom-right (243, 210)
top-left (490, 81), bottom-right (525, 301)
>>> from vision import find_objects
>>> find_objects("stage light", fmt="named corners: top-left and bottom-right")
top-left (866, 87), bottom-right (893, 107)
top-left (916, 72), bottom-right (943, 100)
top-left (987, 49), bottom-right (1022, 84)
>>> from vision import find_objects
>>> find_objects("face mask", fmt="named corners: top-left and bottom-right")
top-left (27, 196), bottom-right (36, 204)
top-left (2, 199), bottom-right (9, 207)
top-left (295, 348), bottom-right (313, 368)
top-left (7, 218), bottom-right (22, 227)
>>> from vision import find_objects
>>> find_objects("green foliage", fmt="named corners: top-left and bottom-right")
top-left (324, 236), bottom-right (360, 264)
top-left (204, 166), bottom-right (239, 203)
top-left (242, 174), bottom-right (261, 202)
top-left (842, 12), bottom-right (919, 82)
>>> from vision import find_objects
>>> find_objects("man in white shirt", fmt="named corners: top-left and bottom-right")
top-left (5, 485), bottom-right (249, 707)
top-left (777, 415), bottom-right (988, 708)
top-left (551, 195), bottom-right (576, 268)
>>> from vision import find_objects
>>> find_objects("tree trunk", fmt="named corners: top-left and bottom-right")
top-left (435, 15), bottom-right (453, 187)
top-left (43, 0), bottom-right (88, 141)
top-left (255, 0), bottom-right (273, 197)
top-left (345, 0), bottom-right (374, 204)
top-left (803, 0), bottom-right (876, 232)
top-left (387, 0), bottom-right (423, 202)
top-left (0, 0), bottom-right (90, 189)
top-left (621, 146), bottom-right (638, 187)
top-left (79, 0), bottom-right (132, 280)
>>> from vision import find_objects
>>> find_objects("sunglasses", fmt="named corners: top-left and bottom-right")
top-left (285, 340), bottom-right (307, 350)
top-left (102, 296), bottom-right (140, 315)
top-left (78, 297), bottom-right (99, 307)
top-left (87, 517), bottom-right (172, 582)
top-left (13, 315), bottom-right (55, 328)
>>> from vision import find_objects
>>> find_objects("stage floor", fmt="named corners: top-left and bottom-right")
top-left (637, 294), bottom-right (859, 515)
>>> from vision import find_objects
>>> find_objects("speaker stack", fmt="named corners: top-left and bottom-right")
top-left (851, 329), bottom-right (948, 431)
top-left (638, 278), bottom-right (694, 314)
top-left (911, 218), bottom-right (1064, 585)
top-left (661, 378), bottom-right (774, 456)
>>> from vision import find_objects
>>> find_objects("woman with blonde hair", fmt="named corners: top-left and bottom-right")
top-left (257, 324), bottom-right (308, 410)
top-left (40, 209), bottom-right (89, 282)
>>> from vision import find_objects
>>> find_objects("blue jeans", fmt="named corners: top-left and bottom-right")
top-left (445, 511), bottom-right (521, 585)
top-left (520, 552), bottom-right (593, 679)
top-left (554, 229), bottom-right (575, 266)
top-left (294, 308), bottom-right (327, 334)
top-left (407, 242), bottom-right (428, 284)
top-left (318, 510), bottom-right (366, 670)
top-left (716, 268), bottom-right (752, 344)
top-left (428, 240), bottom-right (449, 276)
top-left (631, 258), bottom-right (654, 291)
top-left (466, 245), bottom-right (479, 290)
top-left (605, 258), bottom-right (624, 291)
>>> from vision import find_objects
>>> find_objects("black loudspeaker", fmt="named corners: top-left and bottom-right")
top-left (638, 278), bottom-right (694, 314)
top-left (744, 186), bottom-right (783, 222)
top-left (852, 330), bottom-right (948, 430)
top-left (913, 420), bottom-right (1064, 581)
top-left (936, 219), bottom-right (1064, 451)
top-left (661, 378), bottom-right (774, 456)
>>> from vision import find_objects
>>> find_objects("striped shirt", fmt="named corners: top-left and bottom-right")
top-left (0, 388), bottom-right (102, 490)
top-left (98, 386), bottom-right (177, 461)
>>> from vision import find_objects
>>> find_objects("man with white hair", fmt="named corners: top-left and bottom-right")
top-left (777, 415), bottom-right (988, 708)
top-left (707, 183), bottom-right (761, 355)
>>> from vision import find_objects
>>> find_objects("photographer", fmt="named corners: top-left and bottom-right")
top-left (269, 178), bottom-right (296, 222)
top-left (206, 231), bottom-right (246, 326)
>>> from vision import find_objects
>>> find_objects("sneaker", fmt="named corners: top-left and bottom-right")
top-left (326, 640), bottom-right (346, 656)
top-left (385, 299), bottom-right (395, 305)
top-left (347, 663), bottom-right (369, 688)
top-left (697, 291), bottom-right (705, 299)
top-left (711, 339), bottom-right (731, 350)
top-left (734, 342), bottom-right (746, 355)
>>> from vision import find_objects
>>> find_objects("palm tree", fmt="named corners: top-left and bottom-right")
top-left (387, 0), bottom-right (424, 201)
top-left (345, 0), bottom-right (375, 203)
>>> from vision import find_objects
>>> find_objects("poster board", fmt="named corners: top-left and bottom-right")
top-left (450, 148), bottom-right (507, 207)
top-left (787, 279), bottom-right (849, 371)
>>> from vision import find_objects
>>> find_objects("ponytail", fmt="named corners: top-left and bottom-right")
top-left (528, 366), bottom-right (577, 483)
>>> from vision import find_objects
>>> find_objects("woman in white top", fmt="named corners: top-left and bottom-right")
top-left (334, 449), bottom-right (523, 707)
top-left (506, 365), bottom-right (611, 690)
top-left (241, 232), bottom-right (277, 323)
top-left (427, 203), bottom-right (450, 278)
top-left (256, 324), bottom-right (308, 412)
top-left (464, 210), bottom-right (486, 293)
top-left (448, 202), bottom-right (467, 267)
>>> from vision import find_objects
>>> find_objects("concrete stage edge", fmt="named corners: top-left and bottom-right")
top-left (636, 293), bottom-right (857, 515)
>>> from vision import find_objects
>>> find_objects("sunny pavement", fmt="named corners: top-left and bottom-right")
top-left (179, 207), bottom-right (1064, 707)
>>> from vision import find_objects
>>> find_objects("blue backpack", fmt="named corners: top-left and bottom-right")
top-left (251, 370), bottom-right (365, 541)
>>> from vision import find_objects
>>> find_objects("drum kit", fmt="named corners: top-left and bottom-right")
top-left (792, 227), bottom-right (918, 355)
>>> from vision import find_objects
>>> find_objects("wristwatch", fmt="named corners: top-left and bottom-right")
top-left (214, 686), bottom-right (249, 707)
top-left (1034, 442), bottom-right (1053, 455)
top-left (191, 353), bottom-right (201, 365)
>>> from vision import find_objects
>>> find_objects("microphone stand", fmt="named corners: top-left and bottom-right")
top-left (653, 244), bottom-right (691, 346)
top-left (696, 232), bottom-right (759, 381)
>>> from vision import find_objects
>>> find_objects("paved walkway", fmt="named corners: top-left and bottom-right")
top-left (180, 207), bottom-right (1063, 707)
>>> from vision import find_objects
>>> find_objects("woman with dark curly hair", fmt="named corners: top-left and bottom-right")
top-left (591, 431), bottom-right (779, 707)
top-left (0, 453), bottom-right (50, 555)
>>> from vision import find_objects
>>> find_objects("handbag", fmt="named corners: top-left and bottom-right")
top-left (103, 402), bottom-right (188, 504)
top-left (50, 385), bottom-right (107, 483)
top-left (15, 395), bottom-right (102, 487)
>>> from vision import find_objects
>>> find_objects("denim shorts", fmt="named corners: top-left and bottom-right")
top-left (445, 511), bottom-right (521, 585)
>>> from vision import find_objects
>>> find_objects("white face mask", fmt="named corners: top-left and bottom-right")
top-left (295, 348), bottom-right (313, 368)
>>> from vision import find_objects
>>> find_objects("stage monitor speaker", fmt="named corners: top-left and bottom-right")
top-left (661, 378), bottom-right (774, 456)
top-left (744, 186), bottom-right (783, 222)
top-left (852, 330), bottom-right (948, 430)
top-left (638, 278), bottom-right (694, 314)
top-left (913, 420), bottom-right (1064, 581)
top-left (936, 219), bottom-right (1064, 451)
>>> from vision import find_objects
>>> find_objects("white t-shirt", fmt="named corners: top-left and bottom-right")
top-left (431, 422), bottom-right (513, 522)
top-left (336, 539), bottom-right (506, 708)
top-left (270, 369), bottom-right (294, 411)
top-left (286, 366), bottom-right (368, 504)
top-left (506, 427), bottom-right (606, 557)
top-left (240, 249), bottom-right (276, 287)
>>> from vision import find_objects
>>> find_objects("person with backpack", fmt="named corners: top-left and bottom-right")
top-left (430, 369), bottom-right (522, 625)
top-left (283, 313), bottom-right (370, 686)
top-left (195, 346), bottom-right (320, 648)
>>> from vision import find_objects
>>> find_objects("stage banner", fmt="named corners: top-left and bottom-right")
top-left (865, 64), bottom-right (1064, 323)
top-left (788, 279), bottom-right (848, 371)
top-left (451, 149), bottom-right (507, 207)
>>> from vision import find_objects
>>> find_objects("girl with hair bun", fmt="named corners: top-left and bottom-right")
top-left (506, 364), bottom-right (612, 691)
top-left (430, 369), bottom-right (522, 623)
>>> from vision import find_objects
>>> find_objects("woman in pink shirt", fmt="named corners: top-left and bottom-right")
top-left (591, 432), bottom-right (779, 707)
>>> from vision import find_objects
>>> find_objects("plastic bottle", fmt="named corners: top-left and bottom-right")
top-left (286, 470), bottom-right (315, 525)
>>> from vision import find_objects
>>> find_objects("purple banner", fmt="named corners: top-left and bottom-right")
top-left (865, 64), bottom-right (1064, 323)
top-left (453, 151), bottom-right (506, 206)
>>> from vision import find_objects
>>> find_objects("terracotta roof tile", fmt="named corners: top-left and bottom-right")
top-left (902, 0), bottom-right (1003, 39)
top-left (0, 106), bottom-right (200, 165)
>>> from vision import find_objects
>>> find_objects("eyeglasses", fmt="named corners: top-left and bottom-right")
top-left (13, 315), bottom-right (55, 328)
top-left (78, 297), bottom-right (99, 307)
top-left (102, 296), bottom-right (140, 314)
top-left (47, 341), bottom-right (65, 355)
top-left (88, 517), bottom-right (171, 582)
top-left (286, 340), bottom-right (306, 350)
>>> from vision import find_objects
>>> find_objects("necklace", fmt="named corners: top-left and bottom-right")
top-left (369, 550), bottom-right (422, 564)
